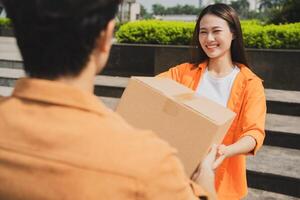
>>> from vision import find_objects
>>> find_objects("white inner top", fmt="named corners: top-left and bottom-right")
top-left (196, 66), bottom-right (240, 107)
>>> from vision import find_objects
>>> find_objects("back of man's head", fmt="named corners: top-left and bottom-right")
top-left (3, 0), bottom-right (120, 79)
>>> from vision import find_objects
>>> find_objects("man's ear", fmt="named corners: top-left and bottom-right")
top-left (97, 19), bottom-right (115, 53)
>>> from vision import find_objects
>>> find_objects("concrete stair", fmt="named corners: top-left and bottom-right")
top-left (245, 188), bottom-right (299, 200)
top-left (1, 36), bottom-right (300, 199)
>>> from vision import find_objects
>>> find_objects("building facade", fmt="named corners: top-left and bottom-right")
top-left (119, 0), bottom-right (141, 22)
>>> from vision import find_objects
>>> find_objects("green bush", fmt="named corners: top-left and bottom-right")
top-left (116, 20), bottom-right (195, 45)
top-left (242, 22), bottom-right (300, 49)
top-left (116, 20), bottom-right (300, 49)
top-left (0, 18), bottom-right (12, 28)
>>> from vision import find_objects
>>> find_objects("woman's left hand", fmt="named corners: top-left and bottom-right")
top-left (213, 136), bottom-right (257, 169)
top-left (213, 144), bottom-right (231, 169)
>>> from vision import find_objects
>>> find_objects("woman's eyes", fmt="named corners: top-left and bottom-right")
top-left (199, 30), bottom-right (222, 34)
top-left (213, 30), bottom-right (222, 33)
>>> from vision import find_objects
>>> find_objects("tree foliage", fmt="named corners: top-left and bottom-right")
top-left (230, 0), bottom-right (250, 19)
top-left (140, 5), bottom-right (152, 19)
top-left (152, 3), bottom-right (201, 15)
top-left (267, 0), bottom-right (300, 24)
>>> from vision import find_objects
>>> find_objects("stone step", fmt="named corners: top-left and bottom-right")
top-left (247, 145), bottom-right (300, 179)
top-left (246, 146), bottom-right (300, 197)
top-left (266, 114), bottom-right (300, 135)
top-left (0, 68), bottom-right (300, 116)
top-left (264, 130), bottom-right (300, 150)
top-left (0, 37), bottom-right (22, 62)
top-left (99, 96), bottom-right (119, 111)
top-left (247, 170), bottom-right (300, 198)
top-left (244, 188), bottom-right (300, 200)
top-left (0, 85), bottom-right (13, 96)
top-left (265, 114), bottom-right (300, 149)
top-left (266, 89), bottom-right (300, 117)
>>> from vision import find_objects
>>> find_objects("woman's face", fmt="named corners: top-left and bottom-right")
top-left (198, 14), bottom-right (234, 60)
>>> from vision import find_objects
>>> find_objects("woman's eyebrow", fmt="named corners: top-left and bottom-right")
top-left (200, 26), bottom-right (223, 30)
top-left (212, 26), bottom-right (223, 29)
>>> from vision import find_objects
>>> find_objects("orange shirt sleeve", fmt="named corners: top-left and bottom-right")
top-left (189, 180), bottom-right (210, 200)
top-left (156, 63), bottom-right (190, 82)
top-left (141, 152), bottom-right (209, 200)
top-left (239, 78), bottom-right (266, 155)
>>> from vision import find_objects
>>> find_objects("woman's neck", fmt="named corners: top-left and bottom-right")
top-left (207, 55), bottom-right (234, 77)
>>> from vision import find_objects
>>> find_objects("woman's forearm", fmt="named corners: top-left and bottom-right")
top-left (213, 135), bottom-right (257, 169)
top-left (226, 135), bottom-right (257, 157)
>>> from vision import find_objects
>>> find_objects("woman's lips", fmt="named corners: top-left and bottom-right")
top-left (205, 44), bottom-right (219, 50)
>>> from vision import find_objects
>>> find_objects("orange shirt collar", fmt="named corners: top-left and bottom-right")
top-left (12, 78), bottom-right (109, 116)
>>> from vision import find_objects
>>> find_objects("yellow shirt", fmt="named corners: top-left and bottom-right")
top-left (0, 78), bottom-right (207, 200)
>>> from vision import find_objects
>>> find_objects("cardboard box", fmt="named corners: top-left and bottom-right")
top-left (116, 77), bottom-right (236, 175)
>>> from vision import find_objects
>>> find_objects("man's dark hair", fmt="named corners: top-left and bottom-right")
top-left (3, 0), bottom-right (120, 79)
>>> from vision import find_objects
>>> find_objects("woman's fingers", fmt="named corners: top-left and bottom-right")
top-left (212, 154), bottom-right (225, 170)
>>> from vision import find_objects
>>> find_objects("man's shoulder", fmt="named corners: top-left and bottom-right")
top-left (0, 95), bottom-right (7, 101)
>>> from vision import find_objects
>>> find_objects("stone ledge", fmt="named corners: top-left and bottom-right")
top-left (266, 114), bottom-right (300, 135)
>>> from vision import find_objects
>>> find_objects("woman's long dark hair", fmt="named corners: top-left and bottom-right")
top-left (190, 3), bottom-right (249, 67)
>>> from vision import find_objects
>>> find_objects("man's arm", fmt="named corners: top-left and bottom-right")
top-left (141, 145), bottom-right (218, 200)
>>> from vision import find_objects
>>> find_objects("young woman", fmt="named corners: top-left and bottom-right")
top-left (158, 3), bottom-right (266, 200)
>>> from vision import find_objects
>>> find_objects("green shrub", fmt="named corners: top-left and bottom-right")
top-left (0, 18), bottom-right (12, 28)
top-left (116, 20), bottom-right (195, 45)
top-left (116, 20), bottom-right (300, 49)
top-left (240, 19), bottom-right (264, 26)
top-left (242, 22), bottom-right (300, 49)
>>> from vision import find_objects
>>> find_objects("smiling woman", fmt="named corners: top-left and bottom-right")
top-left (198, 14), bottom-right (234, 68)
top-left (158, 3), bottom-right (266, 200)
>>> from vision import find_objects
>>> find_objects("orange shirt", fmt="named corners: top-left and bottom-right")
top-left (158, 61), bottom-right (266, 200)
top-left (0, 78), bottom-right (207, 200)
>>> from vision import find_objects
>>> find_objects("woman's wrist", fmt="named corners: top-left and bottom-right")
top-left (222, 136), bottom-right (257, 158)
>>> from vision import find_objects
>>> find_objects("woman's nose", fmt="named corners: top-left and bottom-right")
top-left (207, 32), bottom-right (214, 41)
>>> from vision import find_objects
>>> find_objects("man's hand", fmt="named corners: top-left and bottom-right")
top-left (192, 144), bottom-right (218, 199)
